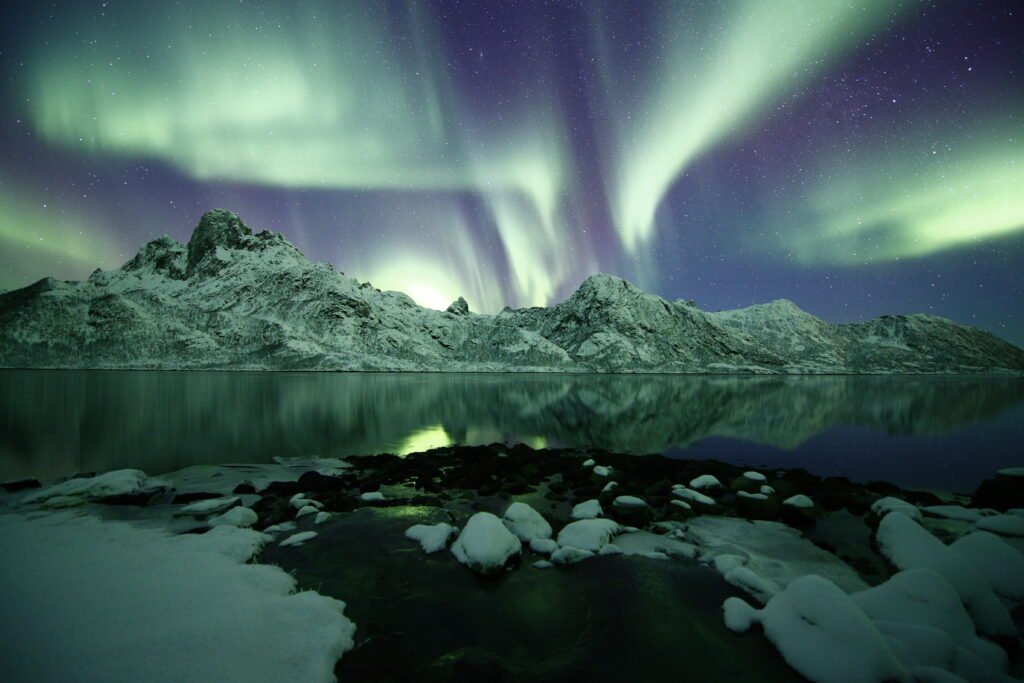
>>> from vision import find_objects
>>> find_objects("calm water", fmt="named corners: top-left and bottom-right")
top-left (1, 370), bottom-right (1022, 492)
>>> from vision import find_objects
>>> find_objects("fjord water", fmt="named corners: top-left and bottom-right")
top-left (1, 370), bottom-right (1022, 491)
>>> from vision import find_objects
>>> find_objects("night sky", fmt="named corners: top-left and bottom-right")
top-left (1, 1), bottom-right (1022, 343)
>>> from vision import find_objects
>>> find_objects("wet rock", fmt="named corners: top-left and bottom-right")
top-left (171, 491), bottom-right (222, 505)
top-left (0, 478), bottom-right (41, 492)
top-left (972, 471), bottom-right (1024, 511)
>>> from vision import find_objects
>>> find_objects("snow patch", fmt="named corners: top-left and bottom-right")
top-left (405, 522), bottom-right (457, 554)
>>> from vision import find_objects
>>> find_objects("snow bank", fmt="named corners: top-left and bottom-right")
top-left (685, 517), bottom-right (867, 594)
top-left (502, 502), bottom-right (552, 542)
top-left (529, 538), bottom-right (558, 555)
top-left (612, 531), bottom-right (698, 560)
top-left (853, 569), bottom-right (1010, 677)
top-left (178, 496), bottom-right (240, 516)
top-left (921, 506), bottom-right (987, 523)
top-left (689, 474), bottom-right (722, 490)
top-left (871, 497), bottom-right (921, 521)
top-left (208, 506), bottom-right (258, 528)
top-left (875, 512), bottom-right (1016, 641)
top-left (450, 512), bottom-right (521, 574)
top-left (405, 522), bottom-right (457, 553)
top-left (949, 531), bottom-right (1024, 601)
top-left (280, 531), bottom-right (318, 547)
top-left (570, 499), bottom-right (603, 519)
top-left (0, 511), bottom-right (354, 683)
top-left (314, 511), bottom-right (332, 524)
top-left (21, 469), bottom-right (168, 507)
top-left (550, 546), bottom-right (594, 564)
top-left (672, 486), bottom-right (715, 506)
top-left (974, 514), bottom-right (1024, 537)
top-left (727, 576), bottom-right (907, 683)
top-left (556, 518), bottom-right (620, 552)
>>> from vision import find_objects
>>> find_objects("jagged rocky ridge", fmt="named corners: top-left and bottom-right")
top-left (2, 209), bottom-right (1022, 373)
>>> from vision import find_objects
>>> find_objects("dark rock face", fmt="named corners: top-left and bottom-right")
top-left (1, 209), bottom-right (1022, 373)
top-left (186, 209), bottom-right (252, 276)
top-left (446, 297), bottom-right (469, 316)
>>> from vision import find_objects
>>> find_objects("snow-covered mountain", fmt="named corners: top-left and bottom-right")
top-left (2, 209), bottom-right (1022, 373)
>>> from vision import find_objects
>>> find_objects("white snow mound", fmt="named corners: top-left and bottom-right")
top-left (450, 512), bottom-right (521, 574)
top-left (405, 522), bottom-right (457, 554)
top-left (502, 502), bottom-right (552, 542)
top-left (0, 512), bottom-right (355, 683)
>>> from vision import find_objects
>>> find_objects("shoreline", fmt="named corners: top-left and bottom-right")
top-left (2, 444), bottom-right (1022, 681)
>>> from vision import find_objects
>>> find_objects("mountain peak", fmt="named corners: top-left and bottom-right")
top-left (187, 209), bottom-right (252, 275)
top-left (446, 297), bottom-right (469, 315)
top-left (572, 273), bottom-right (640, 302)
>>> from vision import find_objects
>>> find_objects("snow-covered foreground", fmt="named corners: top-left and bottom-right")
top-left (3, 445), bottom-right (1023, 683)
top-left (0, 511), bottom-right (355, 683)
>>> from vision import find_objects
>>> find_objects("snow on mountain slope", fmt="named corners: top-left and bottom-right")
top-left (1, 209), bottom-right (1022, 373)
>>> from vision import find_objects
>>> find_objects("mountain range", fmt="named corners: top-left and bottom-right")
top-left (2, 209), bottom-right (1022, 373)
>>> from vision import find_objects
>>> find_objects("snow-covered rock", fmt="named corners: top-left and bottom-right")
top-left (612, 495), bottom-right (647, 508)
top-left (405, 522), bottom-right (457, 554)
top-left (783, 495), bottom-right (814, 509)
top-left (875, 512), bottom-right (1016, 642)
top-left (5, 209), bottom-right (1021, 373)
top-left (871, 497), bottom-right (922, 522)
top-left (570, 499), bottom-right (603, 520)
top-left (724, 575), bottom-right (907, 683)
top-left (178, 496), bottom-right (240, 516)
top-left (743, 471), bottom-right (767, 482)
top-left (314, 511), bottom-right (332, 525)
top-left (672, 486), bottom-right (715, 506)
top-left (612, 531), bottom-right (698, 561)
top-left (853, 570), bottom-right (1012, 680)
top-left (450, 512), bottom-right (521, 574)
top-left (974, 514), bottom-right (1024, 537)
top-left (359, 491), bottom-right (385, 503)
top-left (550, 546), bottom-right (595, 564)
top-left (949, 531), bottom-right (1024, 601)
top-left (921, 505), bottom-right (987, 523)
top-left (592, 465), bottom-right (611, 477)
top-left (686, 517), bottom-right (867, 595)
top-left (280, 531), bottom-right (318, 547)
top-left (529, 538), bottom-right (559, 555)
top-left (208, 506), bottom-right (258, 528)
top-left (601, 481), bottom-right (618, 494)
top-left (581, 458), bottom-right (596, 468)
top-left (738, 491), bottom-right (768, 501)
top-left (556, 519), bottom-right (620, 553)
top-left (21, 469), bottom-right (168, 507)
top-left (502, 502), bottom-right (552, 543)
top-left (688, 474), bottom-right (722, 490)
top-left (296, 505), bottom-right (319, 518)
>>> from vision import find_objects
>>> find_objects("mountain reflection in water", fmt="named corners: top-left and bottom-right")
top-left (1, 370), bottom-right (1022, 489)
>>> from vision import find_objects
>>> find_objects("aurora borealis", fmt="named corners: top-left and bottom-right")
top-left (1, 1), bottom-right (1022, 341)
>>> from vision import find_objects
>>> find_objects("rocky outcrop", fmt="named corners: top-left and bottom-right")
top-left (1, 210), bottom-right (1022, 373)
